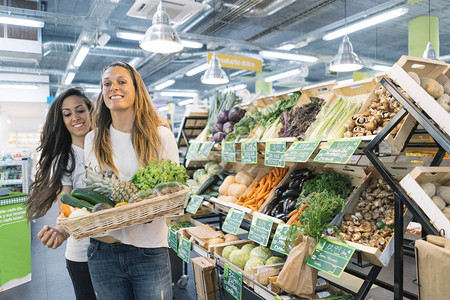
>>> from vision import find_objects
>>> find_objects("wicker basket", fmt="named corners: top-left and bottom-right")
top-left (57, 186), bottom-right (189, 240)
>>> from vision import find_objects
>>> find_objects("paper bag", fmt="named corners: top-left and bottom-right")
top-left (415, 236), bottom-right (450, 299)
top-left (276, 233), bottom-right (318, 297)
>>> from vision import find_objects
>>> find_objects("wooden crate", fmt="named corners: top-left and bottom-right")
top-left (400, 166), bottom-right (450, 238)
top-left (191, 257), bottom-right (218, 300)
top-left (256, 87), bottom-right (301, 109)
top-left (389, 55), bottom-right (450, 136)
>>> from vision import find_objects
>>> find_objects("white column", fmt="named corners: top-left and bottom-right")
top-left (0, 112), bottom-right (9, 149)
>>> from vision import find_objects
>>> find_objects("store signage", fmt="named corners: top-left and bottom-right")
top-left (222, 208), bottom-right (245, 235)
top-left (168, 227), bottom-right (178, 252)
top-left (241, 141), bottom-right (257, 164)
top-left (186, 142), bottom-right (201, 160)
top-left (307, 237), bottom-right (356, 278)
top-left (208, 52), bottom-right (262, 72)
top-left (196, 141), bottom-right (215, 159)
top-left (184, 192), bottom-right (191, 209)
top-left (270, 223), bottom-right (291, 255)
top-left (177, 235), bottom-right (192, 263)
top-left (222, 142), bottom-right (236, 162)
top-left (186, 195), bottom-right (203, 214)
top-left (313, 139), bottom-right (362, 164)
top-left (282, 141), bottom-right (320, 162)
top-left (224, 263), bottom-right (242, 300)
top-left (248, 215), bottom-right (273, 247)
top-left (264, 142), bottom-right (286, 167)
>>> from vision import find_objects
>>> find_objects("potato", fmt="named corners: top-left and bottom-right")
top-left (436, 186), bottom-right (450, 205)
top-left (235, 170), bottom-right (253, 186)
top-left (219, 175), bottom-right (235, 195)
top-left (420, 77), bottom-right (444, 99)
top-left (217, 195), bottom-right (238, 203)
top-left (228, 183), bottom-right (247, 198)
top-left (420, 182), bottom-right (436, 198)
top-left (444, 81), bottom-right (450, 95)
top-left (432, 196), bottom-right (446, 210)
top-left (224, 233), bottom-right (240, 243)
top-left (408, 71), bottom-right (420, 85)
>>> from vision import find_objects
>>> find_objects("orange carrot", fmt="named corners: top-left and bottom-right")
top-left (287, 213), bottom-right (299, 225)
top-left (60, 204), bottom-right (73, 217)
top-left (287, 209), bottom-right (298, 219)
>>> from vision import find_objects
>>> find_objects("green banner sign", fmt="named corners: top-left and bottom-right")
top-left (264, 142), bottom-right (286, 167)
top-left (241, 142), bottom-right (257, 164)
top-left (186, 195), bottom-right (203, 214)
top-left (222, 208), bottom-right (245, 235)
top-left (168, 227), bottom-right (178, 252)
top-left (196, 142), bottom-right (215, 159)
top-left (313, 139), bottom-right (361, 164)
top-left (186, 142), bottom-right (201, 160)
top-left (307, 237), bottom-right (356, 278)
top-left (282, 141), bottom-right (320, 163)
top-left (177, 236), bottom-right (192, 263)
top-left (248, 216), bottom-right (273, 246)
top-left (270, 223), bottom-right (291, 255)
top-left (224, 263), bottom-right (242, 300)
top-left (222, 142), bottom-right (236, 162)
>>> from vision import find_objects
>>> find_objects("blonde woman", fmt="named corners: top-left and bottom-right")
top-left (84, 61), bottom-right (178, 300)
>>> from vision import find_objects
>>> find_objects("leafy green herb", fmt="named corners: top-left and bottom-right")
top-left (300, 170), bottom-right (353, 200)
top-left (169, 221), bottom-right (195, 231)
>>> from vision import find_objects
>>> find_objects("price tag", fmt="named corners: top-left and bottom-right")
top-left (270, 223), bottom-right (291, 255)
top-left (224, 263), bottom-right (242, 300)
top-left (186, 195), bottom-right (203, 214)
top-left (196, 141), bottom-right (215, 159)
top-left (241, 142), bottom-right (257, 164)
top-left (222, 208), bottom-right (245, 235)
top-left (222, 142), bottom-right (236, 162)
top-left (282, 141), bottom-right (320, 162)
top-left (177, 236), bottom-right (192, 263)
top-left (313, 139), bottom-right (362, 164)
top-left (307, 237), bottom-right (356, 278)
top-left (248, 216), bottom-right (273, 247)
top-left (186, 142), bottom-right (201, 160)
top-left (264, 142), bottom-right (286, 167)
top-left (168, 227), bottom-right (178, 252)
top-left (184, 192), bottom-right (191, 208)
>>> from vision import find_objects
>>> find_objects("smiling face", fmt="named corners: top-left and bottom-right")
top-left (101, 65), bottom-right (136, 114)
top-left (61, 95), bottom-right (91, 141)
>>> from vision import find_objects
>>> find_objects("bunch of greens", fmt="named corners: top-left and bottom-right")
top-left (169, 221), bottom-right (195, 231)
top-left (300, 170), bottom-right (353, 200)
top-left (130, 159), bottom-right (189, 191)
top-left (225, 109), bottom-right (262, 141)
top-left (260, 92), bottom-right (300, 129)
top-left (206, 91), bottom-right (240, 136)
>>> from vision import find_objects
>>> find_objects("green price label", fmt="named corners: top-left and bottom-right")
top-left (248, 216), bottom-right (273, 246)
top-left (313, 139), bottom-right (362, 164)
top-left (282, 141), bottom-right (320, 162)
top-left (177, 236), bottom-right (192, 263)
top-left (168, 227), bottom-right (178, 252)
top-left (186, 142), bottom-right (201, 160)
top-left (307, 237), bottom-right (356, 278)
top-left (222, 142), bottom-right (236, 162)
top-left (196, 142), bottom-right (215, 159)
top-left (264, 142), bottom-right (286, 167)
top-left (224, 263), bottom-right (242, 300)
top-left (270, 223), bottom-right (291, 255)
top-left (186, 195), bottom-right (203, 214)
top-left (222, 208), bottom-right (245, 235)
top-left (241, 142), bottom-right (257, 164)
top-left (184, 192), bottom-right (191, 209)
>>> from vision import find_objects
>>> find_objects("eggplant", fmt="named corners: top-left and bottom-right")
top-left (290, 168), bottom-right (310, 179)
top-left (288, 178), bottom-right (302, 190)
top-left (283, 198), bottom-right (292, 212)
top-left (282, 189), bottom-right (301, 199)
top-left (270, 201), bottom-right (284, 216)
top-left (275, 183), bottom-right (290, 198)
top-left (274, 213), bottom-right (287, 221)
top-left (287, 198), bottom-right (298, 212)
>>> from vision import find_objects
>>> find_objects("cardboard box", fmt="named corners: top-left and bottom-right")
top-left (191, 257), bottom-right (218, 300)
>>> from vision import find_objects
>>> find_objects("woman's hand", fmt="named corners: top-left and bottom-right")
top-left (158, 115), bottom-right (170, 129)
top-left (37, 225), bottom-right (68, 249)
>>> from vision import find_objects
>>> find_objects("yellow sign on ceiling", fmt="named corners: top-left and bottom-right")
top-left (207, 53), bottom-right (262, 72)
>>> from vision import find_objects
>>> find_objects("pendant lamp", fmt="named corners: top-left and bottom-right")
top-left (140, 1), bottom-right (184, 54)
top-left (422, 0), bottom-right (437, 59)
top-left (329, 35), bottom-right (363, 72)
top-left (201, 53), bottom-right (229, 85)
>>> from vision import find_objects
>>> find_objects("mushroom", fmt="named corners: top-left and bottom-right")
top-left (344, 131), bottom-right (353, 138)
top-left (360, 221), bottom-right (372, 232)
top-left (364, 121), bottom-right (377, 132)
top-left (347, 118), bottom-right (356, 131)
top-left (352, 232), bottom-right (362, 242)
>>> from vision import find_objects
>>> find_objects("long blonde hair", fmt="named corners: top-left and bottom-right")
top-left (92, 61), bottom-right (162, 174)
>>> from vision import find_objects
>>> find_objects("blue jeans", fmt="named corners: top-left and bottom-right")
top-left (87, 239), bottom-right (172, 300)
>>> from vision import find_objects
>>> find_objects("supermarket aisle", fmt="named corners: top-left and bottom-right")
top-left (0, 201), bottom-right (197, 300)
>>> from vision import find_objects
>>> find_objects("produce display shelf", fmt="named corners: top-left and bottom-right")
top-left (0, 179), bottom-right (23, 185)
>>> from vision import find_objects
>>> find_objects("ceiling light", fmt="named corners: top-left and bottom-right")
top-left (329, 35), bottom-right (363, 72)
top-left (64, 72), bottom-right (76, 85)
top-left (6, 119), bottom-right (11, 125)
top-left (178, 99), bottom-right (194, 106)
top-left (201, 53), bottom-right (229, 85)
top-left (0, 16), bottom-right (44, 28)
top-left (160, 91), bottom-right (198, 97)
top-left (158, 106), bottom-right (169, 112)
top-left (322, 7), bottom-right (408, 41)
top-left (73, 45), bottom-right (90, 67)
top-left (260, 50), bottom-right (318, 63)
top-left (372, 64), bottom-right (392, 72)
top-left (265, 69), bottom-right (301, 82)
top-left (277, 44), bottom-right (296, 51)
top-left (222, 84), bottom-right (247, 92)
top-left (0, 84), bottom-right (39, 89)
top-left (422, 0), bottom-right (437, 60)
top-left (116, 31), bottom-right (144, 41)
top-left (181, 40), bottom-right (203, 49)
top-left (155, 79), bottom-right (175, 90)
top-left (139, 1), bottom-right (183, 54)
top-left (186, 63), bottom-right (209, 76)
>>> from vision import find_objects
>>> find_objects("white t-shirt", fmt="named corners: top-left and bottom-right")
top-left (84, 125), bottom-right (179, 248)
top-left (61, 144), bottom-right (90, 262)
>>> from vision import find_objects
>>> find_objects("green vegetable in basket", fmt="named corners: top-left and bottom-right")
top-left (130, 159), bottom-right (188, 191)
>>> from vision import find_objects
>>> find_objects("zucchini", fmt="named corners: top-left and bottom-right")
top-left (92, 202), bottom-right (113, 212)
top-left (209, 191), bottom-right (219, 198)
top-left (61, 193), bottom-right (93, 212)
top-left (210, 185), bottom-right (220, 192)
top-left (72, 188), bottom-right (114, 207)
top-left (197, 175), bottom-right (218, 195)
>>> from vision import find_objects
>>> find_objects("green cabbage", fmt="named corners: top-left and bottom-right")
top-left (206, 163), bottom-right (222, 176)
top-left (250, 246), bottom-right (271, 263)
top-left (222, 245), bottom-right (238, 261)
top-left (229, 249), bottom-right (250, 270)
top-left (244, 257), bottom-right (265, 272)
top-left (265, 256), bottom-right (285, 265)
top-left (193, 169), bottom-right (206, 184)
top-left (241, 244), bottom-right (255, 254)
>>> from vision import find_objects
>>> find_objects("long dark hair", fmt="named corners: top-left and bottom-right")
top-left (26, 87), bottom-right (92, 220)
